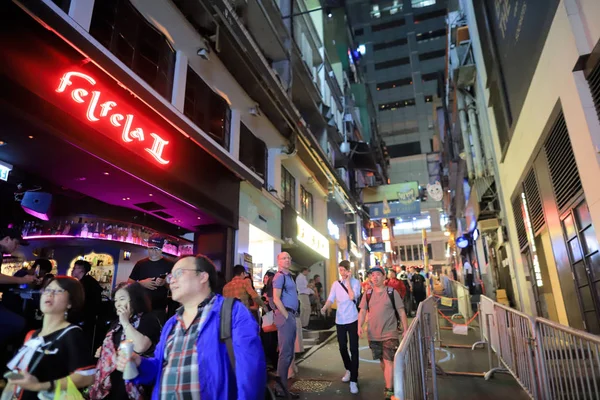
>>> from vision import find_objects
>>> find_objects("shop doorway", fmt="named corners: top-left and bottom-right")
top-left (561, 199), bottom-right (600, 334)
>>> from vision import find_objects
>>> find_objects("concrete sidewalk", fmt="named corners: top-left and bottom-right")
top-left (290, 314), bottom-right (530, 400)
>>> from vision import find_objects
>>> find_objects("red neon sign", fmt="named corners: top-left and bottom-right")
top-left (56, 71), bottom-right (170, 165)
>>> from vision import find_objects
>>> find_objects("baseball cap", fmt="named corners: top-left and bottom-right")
top-left (147, 235), bottom-right (166, 249)
top-left (368, 266), bottom-right (385, 276)
top-left (0, 225), bottom-right (29, 246)
top-left (339, 260), bottom-right (351, 270)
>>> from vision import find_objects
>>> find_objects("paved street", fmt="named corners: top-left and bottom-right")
top-left (290, 315), bottom-right (530, 400)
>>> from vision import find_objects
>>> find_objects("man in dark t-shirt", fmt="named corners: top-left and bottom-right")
top-left (128, 235), bottom-right (174, 316)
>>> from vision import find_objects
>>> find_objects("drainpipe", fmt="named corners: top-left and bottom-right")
top-left (456, 90), bottom-right (474, 181)
top-left (465, 92), bottom-right (484, 178)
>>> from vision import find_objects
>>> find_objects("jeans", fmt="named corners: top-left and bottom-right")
top-left (275, 310), bottom-right (297, 392)
top-left (336, 320), bottom-right (359, 382)
top-left (0, 304), bottom-right (25, 345)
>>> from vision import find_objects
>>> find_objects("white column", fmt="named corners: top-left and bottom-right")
top-left (268, 148), bottom-right (282, 194)
top-left (229, 109), bottom-right (242, 160)
top-left (171, 51), bottom-right (188, 113)
top-left (68, 0), bottom-right (95, 31)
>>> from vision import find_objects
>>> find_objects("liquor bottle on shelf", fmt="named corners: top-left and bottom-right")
top-left (106, 225), bottom-right (113, 240)
top-left (100, 223), bottom-right (106, 239)
top-left (80, 222), bottom-right (89, 238)
top-left (63, 221), bottom-right (72, 236)
top-left (92, 222), bottom-right (100, 238)
top-left (126, 227), bottom-right (133, 243)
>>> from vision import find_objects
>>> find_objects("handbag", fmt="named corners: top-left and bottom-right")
top-left (261, 311), bottom-right (277, 333)
top-left (36, 377), bottom-right (83, 400)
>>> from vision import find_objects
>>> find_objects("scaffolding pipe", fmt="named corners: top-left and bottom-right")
top-left (465, 93), bottom-right (484, 178)
top-left (456, 90), bottom-right (474, 180)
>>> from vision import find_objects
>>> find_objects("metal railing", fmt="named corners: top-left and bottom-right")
top-left (477, 296), bottom-right (600, 399)
top-left (536, 318), bottom-right (600, 400)
top-left (394, 292), bottom-right (600, 400)
top-left (393, 296), bottom-right (439, 400)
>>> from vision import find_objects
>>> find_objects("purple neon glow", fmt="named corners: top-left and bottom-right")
top-left (22, 208), bottom-right (50, 221)
top-left (21, 235), bottom-right (181, 257)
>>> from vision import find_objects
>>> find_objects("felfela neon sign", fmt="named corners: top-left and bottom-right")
top-left (56, 71), bottom-right (170, 165)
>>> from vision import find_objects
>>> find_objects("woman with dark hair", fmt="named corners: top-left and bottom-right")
top-left (261, 271), bottom-right (278, 370)
top-left (3, 276), bottom-right (96, 400)
top-left (89, 282), bottom-right (162, 400)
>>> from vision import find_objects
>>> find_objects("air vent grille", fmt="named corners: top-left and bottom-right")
top-left (135, 202), bottom-right (166, 211)
top-left (153, 211), bottom-right (173, 219)
top-left (587, 60), bottom-right (600, 122)
top-left (523, 169), bottom-right (545, 234)
top-left (511, 194), bottom-right (528, 251)
top-left (544, 113), bottom-right (582, 213)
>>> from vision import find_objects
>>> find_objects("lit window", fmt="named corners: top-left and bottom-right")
top-left (412, 0), bottom-right (436, 8)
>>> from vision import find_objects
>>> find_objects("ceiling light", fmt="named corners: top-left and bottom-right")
top-left (149, 194), bottom-right (153, 197)
top-left (28, 136), bottom-right (34, 139)
top-left (76, 177), bottom-right (87, 181)
top-left (103, 172), bottom-right (109, 175)
top-left (197, 216), bottom-right (202, 219)
top-left (122, 198), bottom-right (127, 201)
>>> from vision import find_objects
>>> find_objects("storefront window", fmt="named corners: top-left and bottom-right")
top-left (300, 186), bottom-right (314, 224)
top-left (281, 166), bottom-right (296, 208)
top-left (184, 66), bottom-right (231, 150)
top-left (89, 0), bottom-right (176, 100)
top-left (239, 123), bottom-right (267, 184)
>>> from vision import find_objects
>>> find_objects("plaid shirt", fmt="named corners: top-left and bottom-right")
top-left (160, 294), bottom-right (215, 400)
top-left (222, 276), bottom-right (261, 308)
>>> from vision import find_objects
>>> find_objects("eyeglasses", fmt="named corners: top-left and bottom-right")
top-left (166, 268), bottom-right (200, 284)
top-left (41, 288), bottom-right (67, 296)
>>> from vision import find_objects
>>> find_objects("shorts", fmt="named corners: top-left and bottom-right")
top-left (369, 338), bottom-right (400, 361)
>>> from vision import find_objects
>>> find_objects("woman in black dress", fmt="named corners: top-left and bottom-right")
top-left (89, 282), bottom-right (161, 400)
top-left (4, 276), bottom-right (96, 400)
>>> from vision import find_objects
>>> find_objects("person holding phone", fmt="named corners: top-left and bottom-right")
top-left (128, 235), bottom-right (174, 323)
top-left (3, 276), bottom-right (96, 400)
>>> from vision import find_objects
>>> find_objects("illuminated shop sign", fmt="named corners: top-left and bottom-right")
top-left (56, 71), bottom-right (171, 166)
top-left (297, 216), bottom-right (329, 259)
top-left (327, 219), bottom-right (340, 240)
top-left (521, 193), bottom-right (543, 287)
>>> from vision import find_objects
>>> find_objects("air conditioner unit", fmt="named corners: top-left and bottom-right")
top-left (479, 218), bottom-right (500, 232)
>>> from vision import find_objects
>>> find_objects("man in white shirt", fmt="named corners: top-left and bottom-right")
top-left (296, 267), bottom-right (314, 327)
top-left (321, 260), bottom-right (361, 394)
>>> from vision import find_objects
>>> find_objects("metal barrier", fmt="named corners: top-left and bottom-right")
top-left (393, 296), bottom-right (438, 400)
top-left (449, 280), bottom-right (473, 322)
top-left (536, 317), bottom-right (600, 400)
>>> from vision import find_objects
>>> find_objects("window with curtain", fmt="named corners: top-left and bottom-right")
top-left (300, 186), bottom-right (314, 224)
top-left (89, 0), bottom-right (176, 100)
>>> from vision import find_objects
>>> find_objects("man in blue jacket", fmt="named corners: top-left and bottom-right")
top-left (117, 254), bottom-right (266, 400)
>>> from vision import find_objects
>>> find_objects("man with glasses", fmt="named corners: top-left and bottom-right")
top-left (271, 252), bottom-right (300, 399)
top-left (117, 254), bottom-right (266, 399)
top-left (128, 235), bottom-right (174, 321)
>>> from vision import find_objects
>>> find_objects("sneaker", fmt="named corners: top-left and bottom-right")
top-left (342, 370), bottom-right (351, 382)
top-left (350, 382), bottom-right (359, 394)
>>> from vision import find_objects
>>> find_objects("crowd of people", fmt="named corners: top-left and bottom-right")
top-left (1, 224), bottom-right (457, 400)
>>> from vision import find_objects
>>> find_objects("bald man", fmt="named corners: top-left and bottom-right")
top-left (272, 252), bottom-right (300, 398)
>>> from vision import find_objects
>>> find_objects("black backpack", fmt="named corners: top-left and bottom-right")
top-left (220, 297), bottom-right (275, 400)
top-left (365, 287), bottom-right (401, 329)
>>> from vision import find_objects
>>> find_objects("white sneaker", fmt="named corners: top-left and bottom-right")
top-left (342, 370), bottom-right (351, 382)
top-left (350, 382), bottom-right (359, 394)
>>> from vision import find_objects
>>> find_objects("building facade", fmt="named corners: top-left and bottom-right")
top-left (1, 0), bottom-right (386, 294)
top-left (451, 0), bottom-right (600, 333)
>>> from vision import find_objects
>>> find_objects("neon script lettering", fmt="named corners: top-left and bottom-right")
top-left (56, 71), bottom-right (170, 165)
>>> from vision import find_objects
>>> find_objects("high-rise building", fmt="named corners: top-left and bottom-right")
top-left (348, 0), bottom-right (450, 269)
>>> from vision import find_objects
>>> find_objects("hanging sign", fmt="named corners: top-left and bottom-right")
top-left (56, 71), bottom-right (171, 165)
